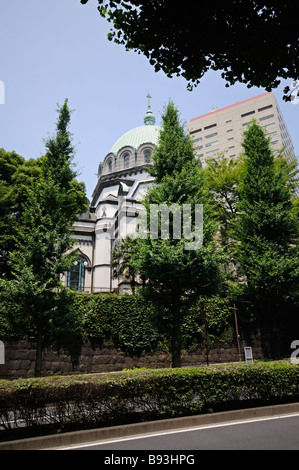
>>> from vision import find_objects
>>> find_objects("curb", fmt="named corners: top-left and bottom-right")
top-left (1, 402), bottom-right (299, 450)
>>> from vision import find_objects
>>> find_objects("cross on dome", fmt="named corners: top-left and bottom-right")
top-left (146, 93), bottom-right (152, 108)
top-left (144, 93), bottom-right (155, 125)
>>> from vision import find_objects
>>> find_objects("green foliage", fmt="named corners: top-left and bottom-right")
top-left (0, 100), bottom-right (89, 376)
top-left (292, 197), bottom-right (299, 243)
top-left (0, 149), bottom-right (42, 278)
top-left (236, 122), bottom-right (299, 304)
top-left (1, 102), bottom-right (299, 373)
top-left (182, 296), bottom-right (234, 349)
top-left (203, 154), bottom-right (244, 247)
top-left (238, 123), bottom-right (296, 244)
top-left (81, 1), bottom-right (297, 98)
top-left (1, 361), bottom-right (299, 438)
top-left (0, 288), bottom-right (238, 357)
top-left (72, 293), bottom-right (160, 356)
top-left (232, 122), bottom-right (299, 354)
top-left (123, 101), bottom-right (225, 367)
top-left (148, 101), bottom-right (195, 183)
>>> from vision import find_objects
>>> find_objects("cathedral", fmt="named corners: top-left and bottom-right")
top-left (63, 98), bottom-right (160, 293)
top-left (62, 91), bottom-right (296, 294)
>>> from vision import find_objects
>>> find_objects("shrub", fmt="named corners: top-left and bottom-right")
top-left (0, 361), bottom-right (298, 440)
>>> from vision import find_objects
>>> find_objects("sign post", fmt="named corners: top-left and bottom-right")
top-left (229, 304), bottom-right (242, 361)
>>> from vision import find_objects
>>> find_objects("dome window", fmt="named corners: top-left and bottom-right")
top-left (107, 158), bottom-right (113, 172)
top-left (123, 153), bottom-right (130, 169)
top-left (144, 149), bottom-right (152, 163)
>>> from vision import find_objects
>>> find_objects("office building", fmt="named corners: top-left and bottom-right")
top-left (187, 92), bottom-right (295, 165)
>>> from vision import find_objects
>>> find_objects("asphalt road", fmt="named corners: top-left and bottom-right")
top-left (63, 413), bottom-right (299, 451)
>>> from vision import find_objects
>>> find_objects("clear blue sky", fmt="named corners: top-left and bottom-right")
top-left (1, 0), bottom-right (298, 200)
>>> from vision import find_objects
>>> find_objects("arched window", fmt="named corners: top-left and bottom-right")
top-left (67, 258), bottom-right (87, 292)
top-left (123, 153), bottom-right (130, 169)
top-left (144, 149), bottom-right (151, 163)
top-left (107, 158), bottom-right (113, 172)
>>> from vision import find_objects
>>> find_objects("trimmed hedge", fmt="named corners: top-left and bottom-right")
top-left (0, 361), bottom-right (299, 440)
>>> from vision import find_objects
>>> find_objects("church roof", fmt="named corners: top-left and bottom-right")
top-left (110, 124), bottom-right (160, 155)
top-left (109, 97), bottom-right (160, 155)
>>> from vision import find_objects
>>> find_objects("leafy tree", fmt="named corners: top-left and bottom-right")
top-left (0, 100), bottom-right (89, 376)
top-left (203, 154), bottom-right (244, 252)
top-left (292, 197), bottom-right (299, 243)
top-left (203, 149), bottom-right (299, 264)
top-left (127, 101), bottom-right (224, 367)
top-left (81, 0), bottom-right (299, 98)
top-left (148, 100), bottom-right (196, 182)
top-left (235, 121), bottom-right (299, 355)
top-left (0, 150), bottom-right (42, 278)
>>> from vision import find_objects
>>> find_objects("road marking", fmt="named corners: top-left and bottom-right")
top-left (56, 412), bottom-right (299, 450)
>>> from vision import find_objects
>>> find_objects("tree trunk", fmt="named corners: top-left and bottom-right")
top-left (171, 343), bottom-right (182, 368)
top-left (171, 295), bottom-right (182, 368)
top-left (34, 326), bottom-right (43, 377)
top-left (131, 272), bottom-right (136, 295)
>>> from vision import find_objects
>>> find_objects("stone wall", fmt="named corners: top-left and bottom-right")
top-left (0, 336), bottom-right (263, 379)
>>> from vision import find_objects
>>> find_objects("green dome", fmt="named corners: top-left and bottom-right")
top-left (110, 124), bottom-right (160, 155)
top-left (109, 104), bottom-right (160, 155)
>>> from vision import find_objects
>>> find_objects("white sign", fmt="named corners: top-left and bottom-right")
top-left (244, 346), bottom-right (253, 363)
top-left (0, 341), bottom-right (5, 364)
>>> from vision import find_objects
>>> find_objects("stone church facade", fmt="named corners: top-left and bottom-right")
top-left (62, 101), bottom-right (160, 293)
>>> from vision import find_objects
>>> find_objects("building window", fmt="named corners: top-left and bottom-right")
top-left (259, 114), bottom-right (274, 121)
top-left (205, 132), bottom-right (218, 139)
top-left (258, 104), bottom-right (273, 112)
top-left (241, 110), bottom-right (255, 118)
top-left (190, 128), bottom-right (202, 135)
top-left (205, 140), bottom-right (218, 147)
top-left (123, 153), bottom-right (130, 168)
top-left (144, 149), bottom-right (151, 163)
top-left (204, 123), bottom-right (217, 130)
top-left (107, 159), bottom-right (113, 172)
top-left (261, 122), bottom-right (275, 129)
top-left (206, 148), bottom-right (219, 155)
top-left (67, 258), bottom-right (87, 292)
